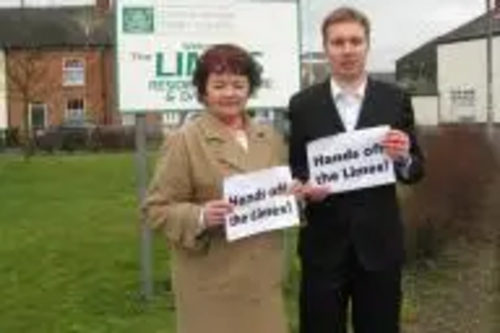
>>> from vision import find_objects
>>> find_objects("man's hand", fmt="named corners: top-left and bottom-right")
top-left (382, 129), bottom-right (410, 161)
top-left (294, 181), bottom-right (331, 203)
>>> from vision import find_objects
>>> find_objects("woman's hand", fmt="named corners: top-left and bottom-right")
top-left (202, 200), bottom-right (234, 228)
top-left (289, 179), bottom-right (331, 203)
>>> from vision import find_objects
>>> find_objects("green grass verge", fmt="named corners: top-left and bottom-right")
top-left (0, 153), bottom-right (416, 332)
top-left (0, 154), bottom-right (174, 333)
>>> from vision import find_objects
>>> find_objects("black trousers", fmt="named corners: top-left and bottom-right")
top-left (299, 247), bottom-right (402, 333)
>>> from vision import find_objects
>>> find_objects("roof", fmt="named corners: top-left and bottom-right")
top-left (396, 38), bottom-right (438, 67)
top-left (0, 6), bottom-right (113, 48)
top-left (398, 12), bottom-right (500, 63)
top-left (369, 72), bottom-right (397, 85)
top-left (438, 12), bottom-right (500, 44)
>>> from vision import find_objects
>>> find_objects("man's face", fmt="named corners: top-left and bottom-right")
top-left (323, 21), bottom-right (369, 83)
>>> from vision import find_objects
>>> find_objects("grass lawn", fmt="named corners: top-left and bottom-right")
top-left (0, 153), bottom-right (174, 333)
top-left (0, 153), bottom-right (416, 332)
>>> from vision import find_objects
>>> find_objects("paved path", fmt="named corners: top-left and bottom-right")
top-left (403, 172), bottom-right (499, 333)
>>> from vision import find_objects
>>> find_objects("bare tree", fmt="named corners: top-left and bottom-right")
top-left (6, 49), bottom-right (52, 158)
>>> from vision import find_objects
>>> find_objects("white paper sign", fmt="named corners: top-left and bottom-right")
top-left (307, 126), bottom-right (395, 194)
top-left (223, 166), bottom-right (299, 242)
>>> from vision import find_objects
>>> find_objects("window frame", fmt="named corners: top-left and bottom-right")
top-left (62, 57), bottom-right (86, 87)
top-left (65, 98), bottom-right (86, 122)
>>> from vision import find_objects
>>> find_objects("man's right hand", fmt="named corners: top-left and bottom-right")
top-left (301, 181), bottom-right (331, 202)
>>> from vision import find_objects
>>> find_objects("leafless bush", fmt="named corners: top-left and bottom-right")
top-left (403, 125), bottom-right (498, 263)
top-left (33, 125), bottom-right (165, 152)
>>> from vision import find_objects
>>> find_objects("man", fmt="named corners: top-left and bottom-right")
top-left (288, 7), bottom-right (424, 333)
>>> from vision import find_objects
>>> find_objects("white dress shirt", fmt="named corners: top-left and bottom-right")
top-left (330, 77), bottom-right (367, 131)
top-left (329, 76), bottom-right (412, 177)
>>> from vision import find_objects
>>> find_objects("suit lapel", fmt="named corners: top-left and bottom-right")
top-left (318, 80), bottom-right (346, 133)
top-left (355, 78), bottom-right (379, 130)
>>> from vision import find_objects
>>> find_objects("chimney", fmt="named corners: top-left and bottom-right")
top-left (95, 0), bottom-right (111, 14)
top-left (494, 0), bottom-right (500, 18)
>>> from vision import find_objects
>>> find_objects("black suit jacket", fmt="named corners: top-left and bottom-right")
top-left (288, 78), bottom-right (424, 271)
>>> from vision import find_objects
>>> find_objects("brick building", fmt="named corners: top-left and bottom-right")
top-left (0, 2), bottom-right (115, 131)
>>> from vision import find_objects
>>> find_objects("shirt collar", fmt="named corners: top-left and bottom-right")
top-left (330, 76), bottom-right (367, 101)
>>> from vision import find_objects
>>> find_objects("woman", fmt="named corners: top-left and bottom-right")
top-left (145, 44), bottom-right (290, 333)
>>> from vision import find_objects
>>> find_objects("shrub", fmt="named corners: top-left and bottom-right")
top-left (403, 125), bottom-right (498, 263)
top-left (93, 126), bottom-right (135, 151)
top-left (4, 128), bottom-right (20, 148)
top-left (33, 125), bottom-right (165, 153)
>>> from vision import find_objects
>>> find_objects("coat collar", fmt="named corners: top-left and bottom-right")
top-left (320, 77), bottom-right (377, 131)
top-left (196, 111), bottom-right (272, 173)
top-left (197, 111), bottom-right (265, 142)
top-left (329, 75), bottom-right (367, 102)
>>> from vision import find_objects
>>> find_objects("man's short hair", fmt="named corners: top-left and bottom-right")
top-left (321, 7), bottom-right (371, 41)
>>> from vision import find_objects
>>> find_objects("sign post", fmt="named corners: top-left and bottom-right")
top-left (133, 114), bottom-right (153, 300)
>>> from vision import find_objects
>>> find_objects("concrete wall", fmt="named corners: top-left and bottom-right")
top-left (437, 36), bottom-right (499, 123)
top-left (412, 95), bottom-right (439, 126)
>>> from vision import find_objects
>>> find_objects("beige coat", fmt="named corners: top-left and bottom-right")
top-left (145, 112), bottom-right (289, 333)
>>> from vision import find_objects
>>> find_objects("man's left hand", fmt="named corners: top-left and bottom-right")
top-left (382, 129), bottom-right (410, 161)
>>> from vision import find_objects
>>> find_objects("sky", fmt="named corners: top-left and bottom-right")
top-left (301, 0), bottom-right (486, 71)
top-left (0, 0), bottom-right (93, 6)
top-left (0, 0), bottom-right (488, 71)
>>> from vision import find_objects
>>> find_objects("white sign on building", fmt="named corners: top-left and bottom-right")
top-left (115, 0), bottom-right (301, 112)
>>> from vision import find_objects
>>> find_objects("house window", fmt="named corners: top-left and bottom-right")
top-left (66, 98), bottom-right (85, 122)
top-left (29, 102), bottom-right (48, 129)
top-left (63, 58), bottom-right (85, 86)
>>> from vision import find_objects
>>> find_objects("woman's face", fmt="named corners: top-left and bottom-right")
top-left (202, 72), bottom-right (250, 119)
